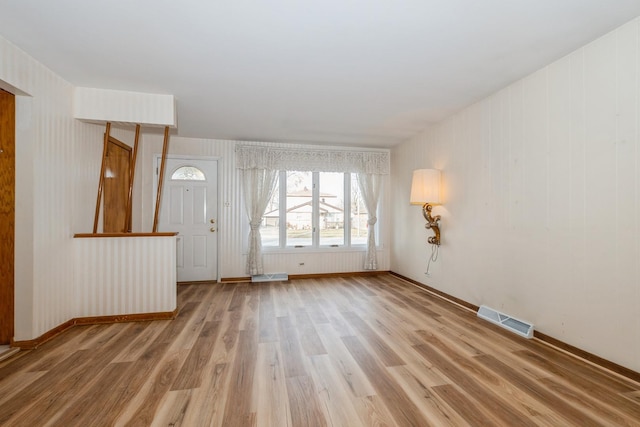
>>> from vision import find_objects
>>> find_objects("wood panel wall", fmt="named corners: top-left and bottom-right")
top-left (0, 89), bottom-right (15, 344)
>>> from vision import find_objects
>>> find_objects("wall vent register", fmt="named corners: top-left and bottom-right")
top-left (477, 305), bottom-right (534, 339)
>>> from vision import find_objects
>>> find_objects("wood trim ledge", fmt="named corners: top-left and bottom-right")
top-left (11, 309), bottom-right (178, 350)
top-left (532, 330), bottom-right (640, 383)
top-left (289, 271), bottom-right (389, 280)
top-left (220, 277), bottom-right (251, 283)
top-left (74, 232), bottom-right (178, 238)
top-left (389, 271), bottom-right (640, 383)
top-left (220, 271), bottom-right (389, 283)
top-left (389, 271), bottom-right (479, 312)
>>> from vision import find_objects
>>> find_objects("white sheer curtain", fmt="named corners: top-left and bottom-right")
top-left (236, 144), bottom-right (389, 273)
top-left (356, 173), bottom-right (382, 270)
top-left (242, 168), bottom-right (278, 275)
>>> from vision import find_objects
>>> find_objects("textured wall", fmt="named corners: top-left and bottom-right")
top-left (391, 18), bottom-right (640, 372)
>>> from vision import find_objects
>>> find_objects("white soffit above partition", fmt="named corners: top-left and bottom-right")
top-left (73, 87), bottom-right (177, 128)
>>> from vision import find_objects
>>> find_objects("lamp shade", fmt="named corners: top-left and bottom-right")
top-left (410, 169), bottom-right (441, 205)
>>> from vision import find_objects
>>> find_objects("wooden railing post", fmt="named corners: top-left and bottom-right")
top-left (125, 124), bottom-right (141, 232)
top-left (93, 122), bottom-right (111, 233)
top-left (152, 126), bottom-right (170, 232)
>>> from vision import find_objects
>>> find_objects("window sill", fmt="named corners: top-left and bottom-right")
top-left (260, 245), bottom-right (380, 255)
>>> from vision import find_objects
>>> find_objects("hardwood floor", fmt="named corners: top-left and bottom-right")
top-left (1, 274), bottom-right (639, 426)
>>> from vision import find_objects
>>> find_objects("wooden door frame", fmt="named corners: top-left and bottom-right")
top-left (153, 154), bottom-right (221, 281)
top-left (0, 89), bottom-right (15, 344)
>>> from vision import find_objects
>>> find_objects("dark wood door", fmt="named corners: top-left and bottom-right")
top-left (103, 137), bottom-right (132, 232)
top-left (0, 89), bottom-right (15, 344)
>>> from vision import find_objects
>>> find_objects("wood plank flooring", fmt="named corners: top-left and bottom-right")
top-left (1, 274), bottom-right (639, 426)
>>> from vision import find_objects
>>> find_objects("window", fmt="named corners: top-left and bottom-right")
top-left (171, 166), bottom-right (205, 181)
top-left (261, 170), bottom-right (373, 249)
top-left (286, 171), bottom-right (313, 246)
top-left (319, 172), bottom-right (344, 246)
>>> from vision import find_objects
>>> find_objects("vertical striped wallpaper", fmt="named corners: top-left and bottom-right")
top-left (137, 137), bottom-right (391, 279)
top-left (2, 30), bottom-right (391, 340)
top-left (74, 236), bottom-right (176, 317)
top-left (391, 18), bottom-right (640, 373)
top-left (1, 36), bottom-right (105, 340)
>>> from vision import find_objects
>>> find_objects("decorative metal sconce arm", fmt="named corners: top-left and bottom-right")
top-left (422, 203), bottom-right (441, 245)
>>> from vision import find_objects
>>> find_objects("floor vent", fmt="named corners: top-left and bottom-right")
top-left (251, 273), bottom-right (289, 283)
top-left (477, 305), bottom-right (534, 339)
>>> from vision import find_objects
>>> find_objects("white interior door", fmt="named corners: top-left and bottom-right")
top-left (157, 157), bottom-right (218, 282)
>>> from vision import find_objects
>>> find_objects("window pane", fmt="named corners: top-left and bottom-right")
top-left (261, 174), bottom-right (280, 247)
top-left (171, 166), bottom-right (205, 181)
top-left (286, 171), bottom-right (312, 246)
top-left (351, 175), bottom-right (369, 245)
top-left (319, 172), bottom-right (345, 246)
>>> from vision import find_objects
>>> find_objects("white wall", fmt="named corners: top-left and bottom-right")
top-left (135, 135), bottom-right (391, 279)
top-left (0, 36), bottom-right (103, 340)
top-left (391, 18), bottom-right (640, 372)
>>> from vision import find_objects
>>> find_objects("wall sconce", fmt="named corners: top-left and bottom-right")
top-left (410, 169), bottom-right (441, 245)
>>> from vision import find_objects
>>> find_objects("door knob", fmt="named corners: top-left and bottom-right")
top-left (210, 219), bottom-right (216, 224)
top-left (210, 227), bottom-right (216, 232)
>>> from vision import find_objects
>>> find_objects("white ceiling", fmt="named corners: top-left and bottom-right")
top-left (2, 1), bottom-right (640, 148)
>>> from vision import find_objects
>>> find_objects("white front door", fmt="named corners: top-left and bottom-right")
top-left (157, 157), bottom-right (218, 282)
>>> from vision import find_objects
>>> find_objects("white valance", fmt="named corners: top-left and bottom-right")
top-left (235, 145), bottom-right (389, 175)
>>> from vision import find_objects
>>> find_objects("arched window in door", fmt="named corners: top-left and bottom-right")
top-left (171, 166), bottom-right (206, 181)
